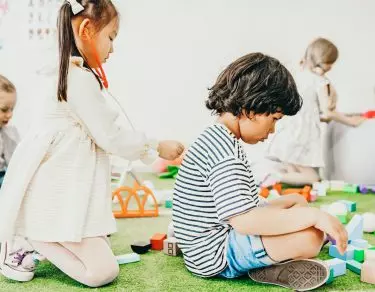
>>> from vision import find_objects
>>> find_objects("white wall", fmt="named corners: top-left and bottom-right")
top-left (1, 0), bottom-right (375, 153)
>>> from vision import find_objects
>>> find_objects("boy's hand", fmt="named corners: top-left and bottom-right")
top-left (314, 211), bottom-right (348, 254)
top-left (158, 140), bottom-right (185, 160)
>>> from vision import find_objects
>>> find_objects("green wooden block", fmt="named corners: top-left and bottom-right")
top-left (343, 184), bottom-right (359, 193)
top-left (354, 249), bottom-right (365, 263)
top-left (337, 214), bottom-right (348, 224)
top-left (326, 268), bottom-right (335, 284)
top-left (346, 260), bottom-right (362, 274)
top-left (165, 200), bottom-right (173, 208)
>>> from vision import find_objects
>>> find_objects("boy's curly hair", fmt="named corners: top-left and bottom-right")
top-left (206, 52), bottom-right (302, 116)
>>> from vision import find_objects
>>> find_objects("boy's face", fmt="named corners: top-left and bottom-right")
top-left (239, 111), bottom-right (283, 144)
top-left (0, 91), bottom-right (16, 127)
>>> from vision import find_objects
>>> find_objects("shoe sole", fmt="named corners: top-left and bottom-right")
top-left (248, 259), bottom-right (329, 291)
top-left (0, 242), bottom-right (34, 282)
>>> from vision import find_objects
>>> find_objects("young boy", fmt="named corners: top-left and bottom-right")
top-left (172, 53), bottom-right (347, 291)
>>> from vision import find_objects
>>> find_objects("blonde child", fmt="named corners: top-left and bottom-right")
top-left (172, 53), bottom-right (347, 291)
top-left (0, 0), bottom-right (183, 287)
top-left (0, 75), bottom-right (19, 186)
top-left (265, 38), bottom-right (365, 186)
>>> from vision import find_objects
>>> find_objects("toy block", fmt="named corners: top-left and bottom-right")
top-left (329, 180), bottom-right (346, 191)
top-left (326, 268), bottom-right (335, 284)
top-left (363, 212), bottom-right (375, 233)
top-left (343, 184), bottom-right (358, 194)
top-left (116, 253), bottom-right (140, 265)
top-left (259, 187), bottom-right (270, 198)
top-left (167, 222), bottom-right (175, 238)
top-left (365, 248), bottom-right (375, 261)
top-left (309, 191), bottom-right (318, 202)
top-left (163, 237), bottom-right (181, 256)
top-left (338, 200), bottom-right (356, 212)
top-left (273, 183), bottom-right (282, 194)
top-left (351, 239), bottom-right (369, 249)
top-left (325, 258), bottom-right (346, 277)
top-left (354, 249), bottom-right (365, 263)
top-left (267, 190), bottom-right (280, 200)
top-left (329, 244), bottom-right (355, 261)
top-left (313, 182), bottom-right (327, 196)
top-left (337, 214), bottom-right (348, 224)
top-left (131, 241), bottom-right (151, 254)
top-left (346, 260), bottom-right (362, 274)
top-left (165, 199), bottom-right (173, 208)
top-left (150, 233), bottom-right (167, 250)
top-left (361, 261), bottom-right (375, 284)
top-left (346, 214), bottom-right (363, 242)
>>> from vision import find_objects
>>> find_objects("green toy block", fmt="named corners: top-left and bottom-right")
top-left (354, 249), bottom-right (365, 263)
top-left (326, 268), bottom-right (335, 284)
top-left (159, 166), bottom-right (179, 179)
top-left (346, 260), bottom-right (362, 275)
top-left (337, 214), bottom-right (348, 224)
top-left (343, 184), bottom-right (359, 193)
top-left (338, 200), bottom-right (357, 212)
top-left (165, 200), bottom-right (173, 208)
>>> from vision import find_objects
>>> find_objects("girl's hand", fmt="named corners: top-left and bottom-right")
top-left (158, 140), bottom-right (185, 160)
top-left (348, 116), bottom-right (366, 127)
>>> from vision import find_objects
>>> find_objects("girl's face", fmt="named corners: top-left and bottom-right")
top-left (0, 91), bottom-right (16, 127)
top-left (238, 111), bottom-right (283, 144)
top-left (73, 17), bottom-right (119, 68)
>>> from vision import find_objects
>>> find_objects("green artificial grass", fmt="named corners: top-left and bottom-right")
top-left (1, 174), bottom-right (375, 291)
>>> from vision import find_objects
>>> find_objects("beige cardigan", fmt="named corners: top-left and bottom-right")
top-left (0, 57), bottom-right (155, 242)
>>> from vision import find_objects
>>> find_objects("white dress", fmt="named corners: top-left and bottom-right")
top-left (0, 57), bottom-right (155, 242)
top-left (266, 70), bottom-right (328, 168)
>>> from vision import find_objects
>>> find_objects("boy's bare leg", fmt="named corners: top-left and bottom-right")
top-left (261, 227), bottom-right (324, 262)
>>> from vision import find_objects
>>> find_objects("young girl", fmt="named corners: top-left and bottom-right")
top-left (0, 0), bottom-right (183, 287)
top-left (265, 38), bottom-right (365, 186)
top-left (0, 75), bottom-right (19, 186)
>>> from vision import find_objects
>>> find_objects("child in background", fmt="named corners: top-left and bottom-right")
top-left (0, 75), bottom-right (19, 186)
top-left (265, 38), bottom-right (365, 186)
top-left (173, 53), bottom-right (347, 291)
top-left (0, 0), bottom-right (183, 287)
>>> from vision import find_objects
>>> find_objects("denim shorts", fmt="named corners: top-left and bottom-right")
top-left (219, 229), bottom-right (277, 278)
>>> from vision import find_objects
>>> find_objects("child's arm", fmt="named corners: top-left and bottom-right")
top-left (318, 83), bottom-right (365, 127)
top-left (266, 194), bottom-right (308, 209)
top-left (326, 111), bottom-right (365, 127)
top-left (67, 68), bottom-right (182, 161)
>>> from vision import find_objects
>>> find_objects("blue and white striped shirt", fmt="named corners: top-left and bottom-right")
top-left (172, 123), bottom-right (259, 277)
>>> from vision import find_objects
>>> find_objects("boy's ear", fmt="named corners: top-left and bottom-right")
top-left (244, 110), bottom-right (256, 120)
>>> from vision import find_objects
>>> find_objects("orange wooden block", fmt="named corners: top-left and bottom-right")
top-left (150, 233), bottom-right (167, 250)
top-left (282, 188), bottom-right (303, 195)
top-left (273, 183), bottom-right (282, 194)
top-left (260, 187), bottom-right (269, 198)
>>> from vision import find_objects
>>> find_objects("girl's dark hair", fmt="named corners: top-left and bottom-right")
top-left (206, 52), bottom-right (302, 117)
top-left (0, 74), bottom-right (16, 94)
top-left (57, 0), bottom-right (118, 102)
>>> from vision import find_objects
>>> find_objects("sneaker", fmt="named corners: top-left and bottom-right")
top-left (0, 241), bottom-right (35, 282)
top-left (248, 259), bottom-right (329, 291)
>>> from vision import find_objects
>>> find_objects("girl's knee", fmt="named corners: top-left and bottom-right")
top-left (84, 261), bottom-right (119, 288)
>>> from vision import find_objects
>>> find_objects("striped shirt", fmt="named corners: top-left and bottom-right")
top-left (172, 123), bottom-right (259, 277)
